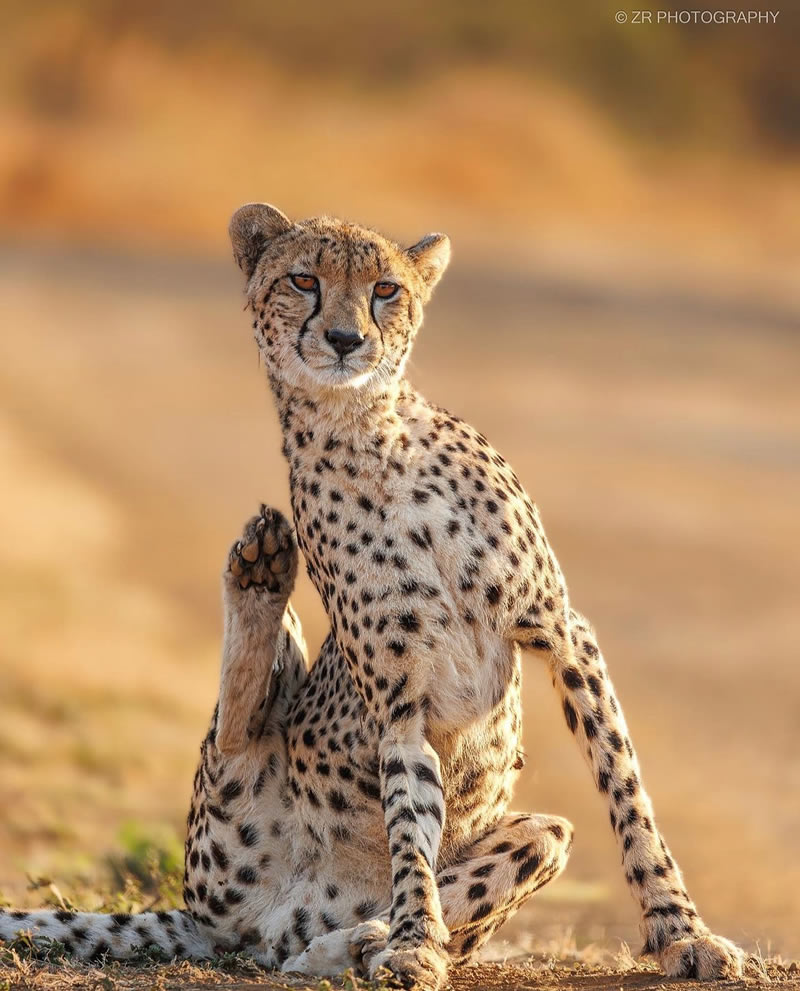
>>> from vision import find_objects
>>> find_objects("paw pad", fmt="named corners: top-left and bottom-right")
top-left (228, 505), bottom-right (296, 595)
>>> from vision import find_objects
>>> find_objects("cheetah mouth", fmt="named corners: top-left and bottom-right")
top-left (293, 333), bottom-right (385, 389)
top-left (296, 355), bottom-right (378, 390)
top-left (319, 359), bottom-right (380, 389)
top-left (332, 354), bottom-right (368, 375)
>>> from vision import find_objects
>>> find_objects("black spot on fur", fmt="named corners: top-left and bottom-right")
top-left (563, 667), bottom-right (585, 690)
top-left (563, 699), bottom-right (578, 733)
top-left (220, 779), bottom-right (244, 802)
top-left (238, 823), bottom-right (260, 847)
top-left (210, 841), bottom-right (229, 870)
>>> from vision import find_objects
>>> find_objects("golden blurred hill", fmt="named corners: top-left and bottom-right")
top-left (1, 0), bottom-right (799, 299)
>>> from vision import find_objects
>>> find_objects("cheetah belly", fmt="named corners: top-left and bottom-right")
top-left (388, 497), bottom-right (522, 735)
top-left (426, 627), bottom-right (519, 734)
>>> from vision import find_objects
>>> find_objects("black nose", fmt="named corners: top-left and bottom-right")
top-left (325, 328), bottom-right (364, 357)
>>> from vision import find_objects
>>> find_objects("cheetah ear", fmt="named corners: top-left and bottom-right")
top-left (406, 233), bottom-right (451, 297)
top-left (229, 203), bottom-right (293, 279)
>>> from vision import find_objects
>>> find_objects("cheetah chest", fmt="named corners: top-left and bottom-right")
top-left (291, 469), bottom-right (518, 731)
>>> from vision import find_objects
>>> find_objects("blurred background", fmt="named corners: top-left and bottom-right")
top-left (0, 0), bottom-right (798, 961)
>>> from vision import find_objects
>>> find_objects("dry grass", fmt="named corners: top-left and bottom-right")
top-left (1, 900), bottom-right (798, 989)
top-left (1, 935), bottom-right (798, 991)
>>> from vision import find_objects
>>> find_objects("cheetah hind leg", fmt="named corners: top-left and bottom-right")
top-left (439, 812), bottom-right (574, 963)
top-left (533, 608), bottom-right (766, 981)
top-left (216, 505), bottom-right (305, 755)
top-left (342, 812), bottom-right (574, 978)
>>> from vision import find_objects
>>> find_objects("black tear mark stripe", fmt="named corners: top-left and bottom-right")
top-left (369, 291), bottom-right (387, 348)
top-left (294, 285), bottom-right (322, 365)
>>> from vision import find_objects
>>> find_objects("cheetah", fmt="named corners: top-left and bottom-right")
top-left (0, 204), bottom-right (763, 988)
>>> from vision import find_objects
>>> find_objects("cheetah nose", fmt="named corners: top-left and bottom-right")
top-left (325, 328), bottom-right (364, 357)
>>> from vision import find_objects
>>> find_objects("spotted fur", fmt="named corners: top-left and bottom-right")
top-left (0, 205), bottom-right (762, 988)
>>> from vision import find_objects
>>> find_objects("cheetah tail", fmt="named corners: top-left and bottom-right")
top-left (0, 907), bottom-right (213, 962)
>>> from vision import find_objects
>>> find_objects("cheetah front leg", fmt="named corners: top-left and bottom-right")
top-left (369, 704), bottom-right (450, 990)
top-left (531, 608), bottom-right (765, 981)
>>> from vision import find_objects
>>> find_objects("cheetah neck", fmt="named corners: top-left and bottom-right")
top-left (270, 375), bottom-right (417, 461)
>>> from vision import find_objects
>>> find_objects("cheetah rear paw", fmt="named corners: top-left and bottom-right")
top-left (348, 920), bottom-right (389, 975)
top-left (658, 932), bottom-right (768, 982)
top-left (226, 505), bottom-right (297, 597)
top-left (368, 943), bottom-right (449, 991)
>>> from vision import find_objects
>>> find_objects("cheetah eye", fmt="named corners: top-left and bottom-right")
top-left (374, 281), bottom-right (399, 300)
top-left (290, 273), bottom-right (318, 292)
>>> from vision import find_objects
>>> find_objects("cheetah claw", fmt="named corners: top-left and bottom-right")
top-left (368, 943), bottom-right (449, 991)
top-left (227, 504), bottom-right (297, 596)
top-left (348, 920), bottom-right (389, 975)
top-left (657, 932), bottom-right (769, 982)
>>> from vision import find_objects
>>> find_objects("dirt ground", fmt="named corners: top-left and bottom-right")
top-left (1, 956), bottom-right (799, 991)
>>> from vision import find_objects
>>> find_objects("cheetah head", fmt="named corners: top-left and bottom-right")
top-left (229, 204), bottom-right (450, 395)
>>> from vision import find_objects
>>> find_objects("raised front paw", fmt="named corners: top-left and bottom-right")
top-left (657, 932), bottom-right (768, 981)
top-left (226, 505), bottom-right (297, 597)
top-left (368, 943), bottom-right (449, 991)
top-left (348, 920), bottom-right (389, 975)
